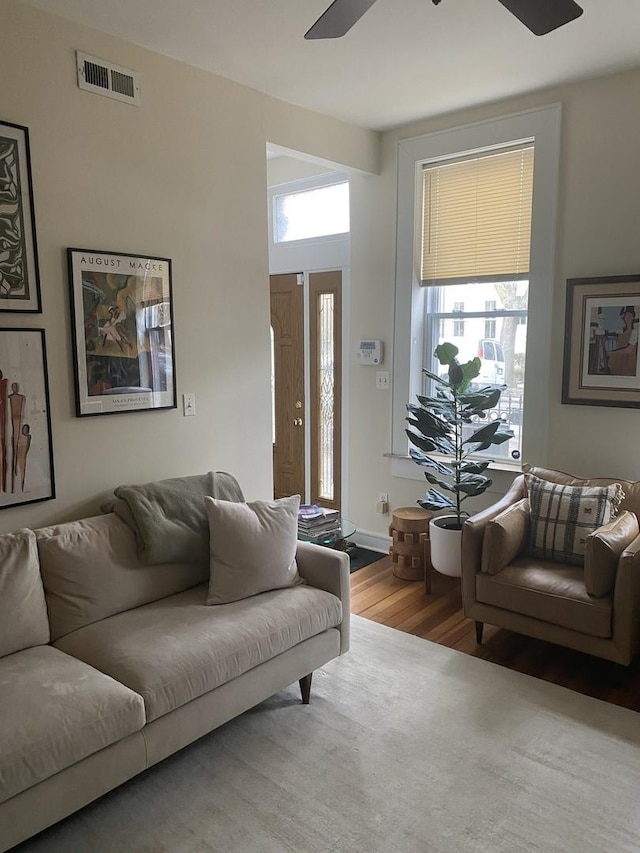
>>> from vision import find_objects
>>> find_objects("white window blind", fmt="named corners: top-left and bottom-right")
top-left (421, 145), bottom-right (534, 285)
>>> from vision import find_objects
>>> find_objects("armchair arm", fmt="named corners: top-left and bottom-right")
top-left (461, 475), bottom-right (526, 610)
top-left (295, 540), bottom-right (350, 653)
top-left (612, 532), bottom-right (640, 663)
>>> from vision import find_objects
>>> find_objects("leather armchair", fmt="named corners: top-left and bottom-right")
top-left (461, 465), bottom-right (640, 665)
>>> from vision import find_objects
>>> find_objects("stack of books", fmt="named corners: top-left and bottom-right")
top-left (298, 504), bottom-right (342, 538)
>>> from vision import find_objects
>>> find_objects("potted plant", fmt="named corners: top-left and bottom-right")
top-left (406, 342), bottom-right (514, 576)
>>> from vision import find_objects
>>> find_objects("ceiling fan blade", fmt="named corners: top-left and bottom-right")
top-left (497, 0), bottom-right (583, 36)
top-left (305, 0), bottom-right (379, 40)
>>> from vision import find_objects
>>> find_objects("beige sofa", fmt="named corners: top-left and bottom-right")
top-left (0, 512), bottom-right (350, 852)
top-left (462, 465), bottom-right (640, 665)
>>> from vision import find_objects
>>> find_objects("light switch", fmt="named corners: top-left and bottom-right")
top-left (376, 371), bottom-right (390, 390)
top-left (183, 393), bottom-right (196, 417)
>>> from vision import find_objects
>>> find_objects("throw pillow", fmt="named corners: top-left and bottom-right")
top-left (584, 510), bottom-right (639, 598)
top-left (205, 494), bottom-right (302, 604)
top-left (525, 473), bottom-right (624, 567)
top-left (481, 498), bottom-right (530, 575)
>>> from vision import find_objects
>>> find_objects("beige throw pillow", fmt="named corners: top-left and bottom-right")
top-left (206, 494), bottom-right (302, 604)
top-left (481, 498), bottom-right (530, 575)
top-left (0, 529), bottom-right (50, 657)
top-left (584, 510), bottom-right (639, 598)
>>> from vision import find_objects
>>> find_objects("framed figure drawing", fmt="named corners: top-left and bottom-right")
top-left (562, 274), bottom-right (640, 408)
top-left (0, 120), bottom-right (41, 312)
top-left (68, 248), bottom-right (177, 417)
top-left (0, 329), bottom-right (54, 509)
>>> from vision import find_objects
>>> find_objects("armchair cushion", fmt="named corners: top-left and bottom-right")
top-left (525, 474), bottom-right (624, 567)
top-left (481, 498), bottom-right (530, 575)
top-left (584, 510), bottom-right (640, 598)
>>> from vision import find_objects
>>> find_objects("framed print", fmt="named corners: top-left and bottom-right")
top-left (562, 274), bottom-right (640, 408)
top-left (0, 329), bottom-right (54, 509)
top-left (68, 248), bottom-right (176, 417)
top-left (0, 120), bottom-right (41, 312)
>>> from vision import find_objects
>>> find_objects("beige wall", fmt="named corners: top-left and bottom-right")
top-left (0, 1), bottom-right (378, 532)
top-left (349, 67), bottom-right (640, 541)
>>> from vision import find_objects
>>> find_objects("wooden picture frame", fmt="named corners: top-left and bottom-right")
top-left (68, 248), bottom-right (177, 417)
top-left (562, 274), bottom-right (640, 408)
top-left (0, 120), bottom-right (41, 312)
top-left (0, 328), bottom-right (55, 509)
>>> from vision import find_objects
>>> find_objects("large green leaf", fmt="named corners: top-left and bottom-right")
top-left (458, 388), bottom-right (501, 410)
top-left (408, 408), bottom-right (451, 439)
top-left (435, 342), bottom-right (459, 365)
top-left (458, 459), bottom-right (491, 475)
top-left (405, 429), bottom-right (439, 454)
top-left (419, 490), bottom-right (455, 511)
top-left (462, 421), bottom-right (513, 447)
top-left (408, 449), bottom-right (455, 477)
top-left (423, 471), bottom-right (456, 494)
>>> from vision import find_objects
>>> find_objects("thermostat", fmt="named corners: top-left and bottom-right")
top-left (356, 340), bottom-right (383, 365)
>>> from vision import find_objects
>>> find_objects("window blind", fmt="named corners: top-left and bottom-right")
top-left (421, 145), bottom-right (534, 286)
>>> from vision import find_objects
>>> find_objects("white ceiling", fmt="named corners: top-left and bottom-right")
top-left (21, 0), bottom-right (640, 131)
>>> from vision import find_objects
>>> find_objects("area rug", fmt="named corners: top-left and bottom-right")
top-left (18, 617), bottom-right (640, 853)
top-left (348, 545), bottom-right (384, 573)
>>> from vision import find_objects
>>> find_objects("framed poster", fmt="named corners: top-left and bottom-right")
top-left (562, 274), bottom-right (640, 407)
top-left (0, 329), bottom-right (54, 509)
top-left (68, 248), bottom-right (176, 417)
top-left (0, 120), bottom-right (41, 312)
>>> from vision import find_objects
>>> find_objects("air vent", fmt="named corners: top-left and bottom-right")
top-left (76, 52), bottom-right (140, 106)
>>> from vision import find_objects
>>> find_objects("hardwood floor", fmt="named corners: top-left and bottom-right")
top-left (351, 555), bottom-right (640, 712)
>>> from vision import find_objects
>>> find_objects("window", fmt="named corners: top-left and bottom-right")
top-left (484, 301), bottom-right (497, 339)
top-left (392, 105), bottom-right (561, 475)
top-left (420, 143), bottom-right (533, 459)
top-left (272, 180), bottom-right (349, 244)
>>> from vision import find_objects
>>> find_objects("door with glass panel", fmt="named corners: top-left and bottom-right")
top-left (269, 271), bottom-right (342, 510)
top-left (309, 271), bottom-right (342, 511)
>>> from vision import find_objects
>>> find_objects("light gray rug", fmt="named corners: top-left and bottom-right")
top-left (17, 616), bottom-right (640, 853)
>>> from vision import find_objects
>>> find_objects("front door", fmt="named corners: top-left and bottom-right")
top-left (270, 274), bottom-right (305, 499)
top-left (270, 270), bottom-right (343, 509)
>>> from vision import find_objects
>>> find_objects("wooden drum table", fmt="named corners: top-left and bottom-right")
top-left (389, 507), bottom-right (434, 591)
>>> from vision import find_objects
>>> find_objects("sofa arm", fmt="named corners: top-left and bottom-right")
top-left (461, 475), bottom-right (527, 611)
top-left (612, 532), bottom-right (640, 663)
top-left (296, 540), bottom-right (350, 653)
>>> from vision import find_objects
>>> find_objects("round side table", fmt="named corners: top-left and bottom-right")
top-left (389, 507), bottom-right (433, 589)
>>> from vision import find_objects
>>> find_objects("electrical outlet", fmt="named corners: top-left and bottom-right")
top-left (376, 492), bottom-right (389, 514)
top-left (183, 393), bottom-right (196, 417)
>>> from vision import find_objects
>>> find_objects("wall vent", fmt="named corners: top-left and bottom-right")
top-left (76, 52), bottom-right (140, 106)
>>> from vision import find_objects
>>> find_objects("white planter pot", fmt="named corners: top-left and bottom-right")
top-left (429, 516), bottom-right (463, 577)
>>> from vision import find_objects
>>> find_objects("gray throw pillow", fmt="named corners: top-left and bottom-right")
top-left (205, 494), bottom-right (302, 604)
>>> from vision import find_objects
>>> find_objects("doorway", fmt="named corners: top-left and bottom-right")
top-left (270, 271), bottom-right (343, 509)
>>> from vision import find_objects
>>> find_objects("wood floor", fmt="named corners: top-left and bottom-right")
top-left (351, 554), bottom-right (640, 713)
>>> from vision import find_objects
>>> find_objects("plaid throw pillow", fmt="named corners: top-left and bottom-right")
top-left (525, 474), bottom-right (624, 566)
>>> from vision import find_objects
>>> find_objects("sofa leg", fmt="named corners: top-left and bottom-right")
top-left (299, 673), bottom-right (313, 704)
top-left (475, 621), bottom-right (484, 645)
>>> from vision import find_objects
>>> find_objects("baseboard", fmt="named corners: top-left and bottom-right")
top-left (353, 529), bottom-right (391, 554)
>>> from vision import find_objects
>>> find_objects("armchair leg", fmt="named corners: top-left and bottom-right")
top-left (299, 673), bottom-right (313, 704)
top-left (475, 621), bottom-right (484, 645)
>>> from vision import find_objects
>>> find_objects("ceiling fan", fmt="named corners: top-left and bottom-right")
top-left (305, 0), bottom-right (584, 40)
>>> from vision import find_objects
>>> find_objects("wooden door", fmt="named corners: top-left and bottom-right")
top-left (270, 274), bottom-right (305, 499)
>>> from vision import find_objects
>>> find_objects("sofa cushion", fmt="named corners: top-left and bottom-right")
top-left (476, 556), bottom-right (612, 638)
top-left (36, 514), bottom-right (209, 641)
top-left (523, 464), bottom-right (640, 522)
top-left (584, 511), bottom-right (640, 598)
top-left (54, 583), bottom-right (342, 722)
top-left (205, 495), bottom-right (302, 605)
top-left (525, 473), bottom-right (623, 567)
top-left (481, 498), bottom-right (530, 575)
top-left (0, 529), bottom-right (49, 658)
top-left (0, 645), bottom-right (145, 805)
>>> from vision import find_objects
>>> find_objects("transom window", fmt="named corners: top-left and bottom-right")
top-left (272, 180), bottom-right (349, 244)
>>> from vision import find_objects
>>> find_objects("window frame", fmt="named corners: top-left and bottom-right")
top-left (268, 172), bottom-right (350, 250)
top-left (391, 105), bottom-right (561, 479)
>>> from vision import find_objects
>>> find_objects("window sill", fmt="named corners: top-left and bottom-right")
top-left (386, 452), bottom-right (522, 483)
